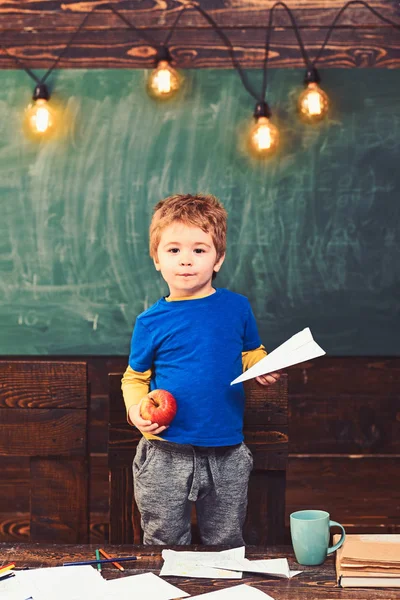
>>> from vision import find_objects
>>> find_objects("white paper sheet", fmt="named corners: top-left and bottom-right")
top-left (194, 557), bottom-right (301, 579)
top-left (2, 568), bottom-right (189, 600)
top-left (188, 583), bottom-right (276, 599)
top-left (98, 572), bottom-right (189, 599)
top-left (231, 327), bottom-right (325, 385)
top-left (0, 571), bottom-right (33, 600)
top-left (3, 565), bottom-right (106, 600)
top-left (160, 547), bottom-right (244, 579)
top-left (248, 560), bottom-right (302, 578)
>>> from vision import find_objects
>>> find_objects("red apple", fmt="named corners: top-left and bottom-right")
top-left (140, 389), bottom-right (177, 426)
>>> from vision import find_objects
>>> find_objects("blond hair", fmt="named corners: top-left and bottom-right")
top-left (149, 193), bottom-right (227, 261)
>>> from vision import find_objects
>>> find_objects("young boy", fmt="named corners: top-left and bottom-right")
top-left (121, 193), bottom-right (280, 545)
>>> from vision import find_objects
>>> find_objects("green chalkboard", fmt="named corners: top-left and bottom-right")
top-left (0, 69), bottom-right (399, 355)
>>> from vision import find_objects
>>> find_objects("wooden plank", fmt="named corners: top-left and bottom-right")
top-left (0, 457), bottom-right (30, 513)
top-left (30, 457), bottom-right (89, 542)
top-left (89, 515), bottom-right (107, 543)
top-left (289, 395), bottom-right (400, 454)
top-left (246, 471), bottom-right (286, 545)
top-left (0, 515), bottom-right (29, 541)
top-left (289, 357), bottom-right (400, 396)
top-left (0, 409), bottom-right (87, 456)
top-left (108, 465), bottom-right (135, 544)
top-left (244, 375), bottom-right (288, 417)
top-left (0, 27), bottom-right (398, 69)
top-left (0, 455), bottom-right (106, 544)
top-left (89, 395), bottom-right (109, 453)
top-left (0, 360), bottom-right (90, 543)
top-left (0, 361), bottom-right (87, 409)
top-left (89, 454), bottom-right (108, 543)
top-left (286, 456), bottom-right (400, 530)
top-left (2, 1), bottom-right (399, 29)
top-left (90, 455), bottom-right (109, 515)
top-left (87, 356), bottom-right (127, 395)
top-left (246, 426), bottom-right (288, 471)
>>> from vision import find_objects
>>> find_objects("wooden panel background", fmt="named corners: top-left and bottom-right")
top-left (0, 356), bottom-right (399, 542)
top-left (287, 358), bottom-right (400, 536)
top-left (0, 361), bottom-right (90, 543)
top-left (0, 1), bottom-right (399, 69)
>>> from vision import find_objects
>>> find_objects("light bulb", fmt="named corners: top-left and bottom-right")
top-left (298, 82), bottom-right (329, 122)
top-left (298, 67), bottom-right (329, 123)
top-left (249, 109), bottom-right (279, 157)
top-left (24, 83), bottom-right (56, 137)
top-left (148, 60), bottom-right (181, 100)
top-left (28, 99), bottom-right (53, 134)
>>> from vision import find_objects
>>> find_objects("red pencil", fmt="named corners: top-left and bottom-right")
top-left (98, 548), bottom-right (124, 572)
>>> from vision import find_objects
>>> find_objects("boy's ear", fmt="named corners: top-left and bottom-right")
top-left (213, 253), bottom-right (225, 273)
top-left (153, 255), bottom-right (161, 271)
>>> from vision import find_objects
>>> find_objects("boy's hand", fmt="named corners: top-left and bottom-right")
top-left (128, 402), bottom-right (168, 436)
top-left (255, 372), bottom-right (281, 386)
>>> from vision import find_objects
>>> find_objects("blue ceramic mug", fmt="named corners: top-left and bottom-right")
top-left (290, 509), bottom-right (346, 566)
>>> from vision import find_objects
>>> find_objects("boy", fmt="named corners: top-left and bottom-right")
top-left (121, 193), bottom-right (280, 545)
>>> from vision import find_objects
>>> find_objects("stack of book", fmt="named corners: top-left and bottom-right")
top-left (334, 534), bottom-right (400, 588)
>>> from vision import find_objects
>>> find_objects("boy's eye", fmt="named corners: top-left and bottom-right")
top-left (168, 248), bottom-right (180, 253)
top-left (194, 248), bottom-right (205, 254)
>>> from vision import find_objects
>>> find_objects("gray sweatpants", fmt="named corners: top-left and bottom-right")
top-left (133, 437), bottom-right (253, 545)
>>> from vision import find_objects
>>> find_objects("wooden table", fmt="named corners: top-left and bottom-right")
top-left (1, 544), bottom-right (400, 599)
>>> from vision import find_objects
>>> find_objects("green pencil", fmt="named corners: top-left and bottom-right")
top-left (95, 549), bottom-right (102, 573)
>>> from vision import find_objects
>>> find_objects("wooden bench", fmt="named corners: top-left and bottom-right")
top-left (108, 374), bottom-right (288, 545)
top-left (0, 361), bottom-right (89, 542)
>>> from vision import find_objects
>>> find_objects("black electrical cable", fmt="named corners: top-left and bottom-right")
top-left (190, 2), bottom-right (260, 102)
top-left (262, 2), bottom-right (311, 100)
top-left (313, 0), bottom-right (400, 67)
top-left (1, 0), bottom-right (398, 100)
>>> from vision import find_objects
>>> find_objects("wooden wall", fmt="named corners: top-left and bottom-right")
top-left (1, 1), bottom-right (399, 69)
top-left (1, 356), bottom-right (399, 542)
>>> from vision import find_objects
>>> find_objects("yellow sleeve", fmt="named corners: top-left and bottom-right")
top-left (121, 365), bottom-right (152, 424)
top-left (121, 366), bottom-right (163, 441)
top-left (241, 344), bottom-right (267, 372)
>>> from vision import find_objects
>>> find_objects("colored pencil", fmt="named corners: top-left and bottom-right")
top-left (99, 548), bottom-right (124, 572)
top-left (63, 556), bottom-right (138, 567)
top-left (0, 563), bottom-right (15, 575)
top-left (95, 549), bottom-right (102, 572)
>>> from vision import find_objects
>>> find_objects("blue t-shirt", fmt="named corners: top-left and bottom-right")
top-left (129, 288), bottom-right (261, 446)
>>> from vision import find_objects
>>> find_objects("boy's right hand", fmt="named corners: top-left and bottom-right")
top-left (128, 402), bottom-right (168, 436)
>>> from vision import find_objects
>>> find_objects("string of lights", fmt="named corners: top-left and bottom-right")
top-left (1, 0), bottom-right (399, 157)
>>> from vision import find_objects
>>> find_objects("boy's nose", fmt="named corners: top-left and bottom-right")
top-left (179, 257), bottom-right (192, 266)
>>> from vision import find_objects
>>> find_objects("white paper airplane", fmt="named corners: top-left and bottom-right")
top-left (231, 327), bottom-right (325, 385)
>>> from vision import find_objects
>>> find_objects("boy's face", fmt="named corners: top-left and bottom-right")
top-left (153, 222), bottom-right (225, 298)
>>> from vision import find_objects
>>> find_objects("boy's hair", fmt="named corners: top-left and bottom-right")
top-left (149, 194), bottom-right (227, 262)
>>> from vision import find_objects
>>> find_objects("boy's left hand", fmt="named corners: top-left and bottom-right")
top-left (255, 372), bottom-right (280, 386)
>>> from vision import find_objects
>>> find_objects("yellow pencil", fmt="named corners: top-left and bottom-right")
top-left (99, 548), bottom-right (125, 572)
top-left (0, 563), bottom-right (15, 575)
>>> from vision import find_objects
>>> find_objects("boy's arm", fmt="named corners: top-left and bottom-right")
top-left (121, 365), bottom-right (151, 424)
top-left (242, 344), bottom-right (267, 371)
top-left (242, 344), bottom-right (280, 386)
top-left (121, 366), bottom-right (168, 435)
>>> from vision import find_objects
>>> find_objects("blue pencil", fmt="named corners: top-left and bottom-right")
top-left (63, 556), bottom-right (138, 567)
top-left (0, 572), bottom-right (16, 582)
